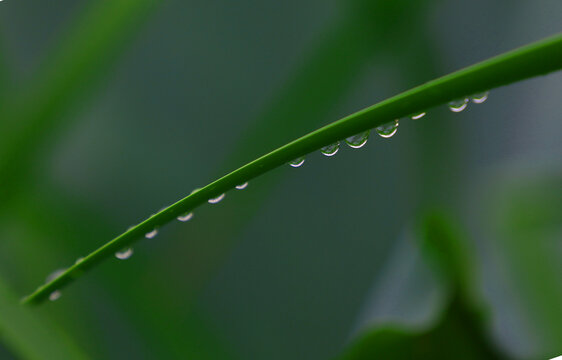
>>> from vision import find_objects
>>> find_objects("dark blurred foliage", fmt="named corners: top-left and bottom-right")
top-left (340, 213), bottom-right (506, 359)
top-left (0, 0), bottom-right (560, 359)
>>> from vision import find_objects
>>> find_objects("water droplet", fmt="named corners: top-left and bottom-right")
top-left (345, 131), bottom-right (369, 149)
top-left (46, 269), bottom-right (66, 283)
top-left (177, 212), bottom-right (194, 222)
top-left (376, 119), bottom-right (399, 138)
top-left (471, 91), bottom-right (489, 104)
top-left (49, 291), bottom-right (61, 301)
top-left (115, 248), bottom-right (134, 260)
top-left (191, 188), bottom-right (202, 195)
top-left (235, 182), bottom-right (248, 190)
top-left (320, 142), bottom-right (340, 156)
top-left (411, 112), bottom-right (426, 120)
top-left (289, 157), bottom-right (305, 167)
top-left (145, 229), bottom-right (158, 239)
top-left (448, 98), bottom-right (469, 112)
top-left (46, 270), bottom-right (65, 301)
top-left (208, 193), bottom-right (225, 204)
top-left (75, 257), bottom-right (85, 264)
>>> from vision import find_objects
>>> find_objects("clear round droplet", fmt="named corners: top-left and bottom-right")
top-left (145, 229), bottom-right (159, 239)
top-left (208, 193), bottom-right (225, 204)
top-left (177, 212), bottom-right (194, 222)
top-left (376, 119), bottom-right (399, 138)
top-left (49, 291), bottom-right (61, 301)
top-left (320, 142), bottom-right (340, 156)
top-left (471, 91), bottom-right (489, 104)
top-left (411, 112), bottom-right (426, 120)
top-left (235, 182), bottom-right (248, 190)
top-left (448, 98), bottom-right (469, 112)
top-left (115, 248), bottom-right (134, 260)
top-left (345, 131), bottom-right (369, 149)
top-left (289, 157), bottom-right (305, 167)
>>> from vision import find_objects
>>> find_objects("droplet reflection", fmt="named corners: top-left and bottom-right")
top-left (177, 212), bottom-right (194, 222)
top-left (115, 248), bottom-right (134, 260)
top-left (320, 142), bottom-right (340, 156)
top-left (471, 91), bottom-right (489, 104)
top-left (345, 131), bottom-right (369, 149)
top-left (208, 193), bottom-right (225, 204)
top-left (235, 182), bottom-right (248, 190)
top-left (448, 98), bottom-right (469, 112)
top-left (411, 112), bottom-right (426, 120)
top-left (376, 119), bottom-right (399, 138)
top-left (49, 291), bottom-right (61, 301)
top-left (289, 157), bottom-right (305, 167)
top-left (145, 229), bottom-right (158, 239)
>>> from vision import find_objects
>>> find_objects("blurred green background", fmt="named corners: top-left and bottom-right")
top-left (0, 0), bottom-right (560, 359)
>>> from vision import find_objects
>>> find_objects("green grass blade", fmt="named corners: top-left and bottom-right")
top-left (9, 8), bottom-right (378, 357)
top-left (23, 33), bottom-right (562, 305)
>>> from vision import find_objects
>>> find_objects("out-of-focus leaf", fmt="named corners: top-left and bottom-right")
top-left (492, 173), bottom-right (562, 355)
top-left (340, 213), bottom-right (506, 359)
top-left (340, 295), bottom-right (504, 360)
top-left (0, 276), bottom-right (89, 360)
top-left (416, 213), bottom-right (475, 300)
top-left (0, 0), bottom-right (159, 204)
top-left (0, 34), bottom-right (8, 101)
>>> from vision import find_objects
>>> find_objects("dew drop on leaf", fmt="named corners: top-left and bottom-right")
top-left (376, 119), bottom-right (399, 138)
top-left (177, 212), bottom-right (194, 222)
top-left (46, 269), bottom-right (66, 283)
top-left (115, 248), bottom-right (134, 260)
top-left (320, 142), bottom-right (340, 156)
top-left (49, 291), bottom-right (61, 301)
top-left (289, 157), bottom-right (305, 167)
top-left (345, 131), bottom-right (369, 149)
top-left (411, 112), bottom-right (426, 120)
top-left (235, 182), bottom-right (248, 190)
top-left (471, 91), bottom-right (489, 104)
top-left (145, 229), bottom-right (159, 239)
top-left (448, 98), bottom-right (469, 112)
top-left (208, 193), bottom-right (225, 204)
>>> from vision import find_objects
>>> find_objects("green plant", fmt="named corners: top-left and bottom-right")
top-left (22, 33), bottom-right (562, 305)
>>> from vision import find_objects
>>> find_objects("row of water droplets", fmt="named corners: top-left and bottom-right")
top-left (46, 92), bottom-right (488, 301)
top-left (47, 182), bottom-right (249, 301)
top-left (448, 91), bottom-right (488, 112)
top-left (289, 91), bottom-right (489, 167)
top-left (112, 183), bottom-right (248, 260)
